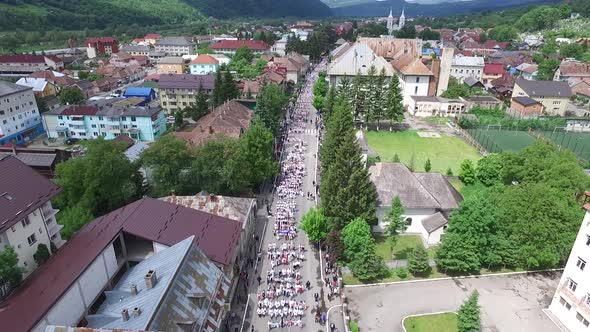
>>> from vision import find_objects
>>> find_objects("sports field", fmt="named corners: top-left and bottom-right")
top-left (365, 130), bottom-right (481, 173)
top-left (538, 131), bottom-right (590, 161)
top-left (466, 129), bottom-right (537, 153)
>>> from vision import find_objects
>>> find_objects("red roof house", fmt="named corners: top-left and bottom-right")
top-left (484, 63), bottom-right (505, 75)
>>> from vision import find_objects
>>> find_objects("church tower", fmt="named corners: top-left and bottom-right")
top-left (387, 8), bottom-right (394, 35)
top-left (399, 8), bottom-right (406, 30)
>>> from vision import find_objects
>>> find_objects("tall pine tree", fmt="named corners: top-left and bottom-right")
top-left (222, 70), bottom-right (240, 103)
top-left (386, 74), bottom-right (404, 127)
top-left (212, 69), bottom-right (223, 107)
top-left (374, 68), bottom-right (387, 130)
top-left (363, 66), bottom-right (378, 129)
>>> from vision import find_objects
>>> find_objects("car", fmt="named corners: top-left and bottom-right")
top-left (65, 137), bottom-right (80, 145)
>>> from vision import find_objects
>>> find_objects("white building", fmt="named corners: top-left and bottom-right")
top-left (0, 156), bottom-right (65, 277)
top-left (386, 8), bottom-right (405, 35)
top-left (408, 96), bottom-right (466, 117)
top-left (326, 43), bottom-right (395, 86)
top-left (450, 55), bottom-right (485, 83)
top-left (272, 35), bottom-right (289, 56)
top-left (154, 36), bottom-right (196, 56)
top-left (549, 199), bottom-right (590, 330)
top-left (0, 81), bottom-right (44, 145)
top-left (392, 57), bottom-right (434, 106)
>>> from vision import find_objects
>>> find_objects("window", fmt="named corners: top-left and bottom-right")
top-left (39, 228), bottom-right (43, 234)
top-left (100, 124), bottom-right (105, 128)
top-left (99, 116), bottom-right (104, 120)
top-left (415, 77), bottom-right (420, 83)
top-left (101, 132), bottom-right (107, 137)
top-left (414, 86), bottom-right (419, 94)
top-left (58, 115), bottom-right (63, 120)
top-left (560, 297), bottom-right (572, 310)
top-left (121, 117), bottom-right (126, 121)
top-left (91, 124), bottom-right (97, 128)
top-left (577, 257), bottom-right (586, 271)
top-left (131, 116), bottom-right (136, 122)
top-left (27, 234), bottom-right (37, 246)
top-left (21, 217), bottom-right (31, 227)
top-left (93, 132), bottom-right (98, 136)
top-left (577, 313), bottom-right (590, 327)
top-left (586, 235), bottom-right (590, 246)
top-left (568, 278), bottom-right (578, 292)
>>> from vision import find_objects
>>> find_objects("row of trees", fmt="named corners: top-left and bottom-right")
top-left (437, 142), bottom-right (590, 273)
top-left (286, 25), bottom-right (337, 61)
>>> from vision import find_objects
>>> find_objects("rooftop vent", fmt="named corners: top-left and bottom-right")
top-left (145, 270), bottom-right (157, 289)
top-left (121, 309), bottom-right (129, 321)
top-left (132, 307), bottom-right (141, 318)
top-left (130, 283), bottom-right (137, 296)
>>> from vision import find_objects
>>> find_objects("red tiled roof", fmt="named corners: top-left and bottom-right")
top-left (0, 54), bottom-right (46, 63)
top-left (0, 156), bottom-right (62, 232)
top-left (210, 40), bottom-right (269, 51)
top-left (484, 63), bottom-right (504, 75)
top-left (85, 37), bottom-right (117, 45)
top-left (191, 54), bottom-right (219, 65)
top-left (60, 105), bottom-right (98, 116)
top-left (482, 41), bottom-right (509, 50)
top-left (0, 197), bottom-right (240, 332)
top-left (145, 33), bottom-right (161, 39)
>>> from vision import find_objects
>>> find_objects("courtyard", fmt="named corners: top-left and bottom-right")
top-left (365, 130), bottom-right (481, 174)
top-left (345, 271), bottom-right (561, 332)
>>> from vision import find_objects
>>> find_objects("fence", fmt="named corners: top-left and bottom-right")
top-left (530, 129), bottom-right (590, 161)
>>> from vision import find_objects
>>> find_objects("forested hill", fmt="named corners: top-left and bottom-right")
top-left (0, 0), bottom-right (332, 31)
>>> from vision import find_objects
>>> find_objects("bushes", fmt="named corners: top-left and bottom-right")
top-left (458, 291), bottom-right (481, 332)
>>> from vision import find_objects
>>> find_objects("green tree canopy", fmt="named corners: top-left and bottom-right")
top-left (459, 159), bottom-right (476, 185)
top-left (33, 243), bottom-right (51, 266)
top-left (408, 244), bottom-right (430, 276)
top-left (0, 246), bottom-right (24, 298)
top-left (59, 87), bottom-right (85, 105)
top-left (255, 83), bottom-right (289, 134)
top-left (234, 118), bottom-right (279, 187)
top-left (59, 205), bottom-right (94, 240)
top-left (475, 154), bottom-right (503, 186)
top-left (301, 208), bottom-right (330, 243)
top-left (233, 46), bottom-right (254, 63)
top-left (458, 291), bottom-right (481, 332)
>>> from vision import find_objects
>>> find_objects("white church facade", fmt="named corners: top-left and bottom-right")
top-left (387, 8), bottom-right (406, 35)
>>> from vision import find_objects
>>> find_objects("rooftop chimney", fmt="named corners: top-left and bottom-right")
top-left (145, 270), bottom-right (157, 289)
top-left (130, 283), bottom-right (138, 296)
top-left (132, 307), bottom-right (142, 318)
top-left (121, 309), bottom-right (129, 321)
top-left (11, 144), bottom-right (16, 156)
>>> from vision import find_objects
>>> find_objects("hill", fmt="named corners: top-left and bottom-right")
top-left (328, 0), bottom-right (562, 17)
top-left (0, 0), bottom-right (332, 32)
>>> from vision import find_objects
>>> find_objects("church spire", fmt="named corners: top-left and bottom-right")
top-left (388, 7), bottom-right (393, 18)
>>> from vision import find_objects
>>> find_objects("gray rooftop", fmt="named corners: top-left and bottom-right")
top-left (158, 56), bottom-right (184, 64)
top-left (0, 81), bottom-right (32, 97)
top-left (411, 96), bottom-right (440, 102)
top-left (161, 193), bottom-right (256, 226)
top-left (422, 212), bottom-right (448, 233)
top-left (0, 152), bottom-right (56, 167)
top-left (512, 96), bottom-right (541, 106)
top-left (452, 55), bottom-right (484, 67)
top-left (120, 45), bottom-right (151, 53)
top-left (156, 36), bottom-right (194, 46)
top-left (515, 78), bottom-right (573, 98)
top-left (413, 172), bottom-right (463, 210)
top-left (464, 77), bottom-right (482, 87)
top-left (124, 142), bottom-right (150, 162)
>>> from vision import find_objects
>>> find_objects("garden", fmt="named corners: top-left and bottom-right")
top-left (404, 312), bottom-right (458, 332)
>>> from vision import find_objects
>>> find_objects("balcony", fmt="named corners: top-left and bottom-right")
top-left (41, 204), bottom-right (59, 220)
top-left (109, 126), bottom-right (121, 134)
top-left (46, 219), bottom-right (63, 237)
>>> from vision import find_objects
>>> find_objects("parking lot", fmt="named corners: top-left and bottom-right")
top-left (345, 272), bottom-right (561, 332)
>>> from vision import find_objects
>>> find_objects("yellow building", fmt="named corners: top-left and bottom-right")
top-left (15, 77), bottom-right (57, 97)
top-left (512, 78), bottom-right (573, 116)
top-left (157, 56), bottom-right (186, 75)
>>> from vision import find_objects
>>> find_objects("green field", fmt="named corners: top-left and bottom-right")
top-left (538, 131), bottom-right (590, 161)
top-left (466, 129), bottom-right (537, 153)
top-left (404, 312), bottom-right (458, 332)
top-left (375, 235), bottom-right (424, 261)
top-left (365, 130), bottom-right (481, 174)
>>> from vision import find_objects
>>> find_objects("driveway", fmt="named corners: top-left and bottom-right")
top-left (345, 272), bottom-right (561, 332)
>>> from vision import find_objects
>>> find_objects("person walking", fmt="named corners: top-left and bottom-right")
top-left (257, 275), bottom-right (262, 285)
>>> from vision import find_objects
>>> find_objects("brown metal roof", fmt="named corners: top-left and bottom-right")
top-left (0, 156), bottom-right (61, 232)
top-left (0, 197), bottom-right (240, 332)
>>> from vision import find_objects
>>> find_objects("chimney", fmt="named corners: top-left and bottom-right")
top-left (11, 144), bottom-right (16, 156)
top-left (130, 283), bottom-right (137, 296)
top-left (132, 307), bottom-right (141, 318)
top-left (145, 270), bottom-right (157, 289)
top-left (121, 309), bottom-right (129, 321)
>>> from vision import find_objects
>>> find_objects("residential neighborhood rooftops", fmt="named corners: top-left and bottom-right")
top-left (161, 193), bottom-right (256, 225)
top-left (85, 37), bottom-right (117, 44)
top-left (0, 54), bottom-right (48, 63)
top-left (484, 63), bottom-right (504, 75)
top-left (15, 77), bottom-right (49, 93)
top-left (120, 44), bottom-right (151, 53)
top-left (558, 60), bottom-right (590, 78)
top-left (158, 56), bottom-right (184, 64)
top-left (0, 155), bottom-right (62, 232)
top-left (158, 73), bottom-right (215, 90)
top-left (452, 55), bottom-right (484, 66)
top-left (0, 80), bottom-right (32, 96)
top-left (145, 33), bottom-right (161, 39)
top-left (515, 78), bottom-right (573, 97)
top-left (512, 96), bottom-right (542, 106)
top-left (210, 40), bottom-right (270, 51)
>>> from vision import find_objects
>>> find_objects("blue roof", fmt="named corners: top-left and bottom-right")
top-left (124, 87), bottom-right (154, 97)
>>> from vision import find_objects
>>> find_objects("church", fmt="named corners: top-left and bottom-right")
top-left (387, 8), bottom-right (406, 35)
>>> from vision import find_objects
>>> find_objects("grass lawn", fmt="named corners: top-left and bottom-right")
top-left (404, 312), bottom-right (458, 332)
top-left (448, 178), bottom-right (464, 192)
top-left (375, 235), bottom-right (423, 261)
top-left (365, 130), bottom-right (481, 173)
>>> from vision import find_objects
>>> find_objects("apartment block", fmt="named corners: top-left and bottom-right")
top-left (0, 155), bottom-right (64, 277)
top-left (157, 74), bottom-right (214, 114)
top-left (85, 37), bottom-right (119, 59)
top-left (154, 36), bottom-right (196, 56)
top-left (0, 81), bottom-right (44, 145)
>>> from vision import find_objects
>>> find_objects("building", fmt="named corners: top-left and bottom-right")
top-left (173, 100), bottom-right (253, 145)
top-left (0, 145), bottom-right (69, 178)
top-left (408, 96), bottom-right (465, 117)
top-left (15, 77), bottom-right (58, 97)
top-left (392, 57), bottom-right (434, 106)
top-left (209, 54), bottom-right (231, 67)
top-left (554, 60), bottom-right (590, 81)
top-left (0, 197), bottom-right (239, 332)
top-left (158, 74), bottom-right (215, 113)
top-left (548, 198), bottom-right (590, 330)
top-left (0, 81), bottom-right (44, 145)
top-left (386, 8), bottom-right (405, 35)
top-left (123, 87), bottom-right (156, 104)
top-left (0, 55), bottom-right (64, 76)
top-left (154, 36), bottom-right (196, 56)
top-left (156, 56), bottom-right (185, 74)
top-left (512, 78), bottom-right (573, 116)
top-left (0, 155), bottom-right (64, 277)
top-left (108, 53), bottom-right (149, 68)
top-left (326, 42), bottom-right (395, 85)
top-left (369, 162), bottom-right (463, 245)
top-left (42, 102), bottom-right (165, 142)
top-left (268, 55), bottom-right (309, 84)
top-left (462, 95), bottom-right (502, 110)
top-left (85, 37), bottom-right (119, 59)
top-left (515, 63), bottom-right (538, 80)
top-left (271, 35), bottom-right (289, 56)
top-left (119, 44), bottom-right (151, 56)
top-left (144, 33), bottom-right (161, 45)
top-left (450, 55), bottom-right (485, 83)
top-left (189, 54), bottom-right (219, 75)
top-left (510, 96), bottom-right (544, 117)
top-left (210, 40), bottom-right (270, 55)
top-left (482, 63), bottom-right (504, 87)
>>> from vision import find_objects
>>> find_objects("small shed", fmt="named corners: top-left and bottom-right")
top-left (123, 87), bottom-right (156, 104)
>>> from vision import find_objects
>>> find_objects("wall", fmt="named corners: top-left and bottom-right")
top-left (0, 88), bottom-right (42, 145)
top-left (400, 75), bottom-right (430, 106)
top-left (437, 48), bottom-right (454, 96)
top-left (512, 84), bottom-right (568, 116)
top-left (374, 206), bottom-right (436, 234)
top-left (510, 100), bottom-right (543, 116)
top-left (157, 63), bottom-right (185, 75)
top-left (189, 63), bottom-right (217, 75)
top-left (450, 64), bottom-right (484, 82)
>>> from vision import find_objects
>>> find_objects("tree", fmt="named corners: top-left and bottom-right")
top-left (457, 291), bottom-right (481, 332)
top-left (59, 205), bottom-right (94, 239)
top-left (35, 95), bottom-right (48, 113)
top-left (233, 46), bottom-right (254, 64)
top-left (560, 43), bottom-right (585, 60)
top-left (349, 246), bottom-right (387, 282)
top-left (174, 109), bottom-right (184, 129)
top-left (446, 167), bottom-right (454, 176)
top-left (459, 160), bottom-right (476, 185)
top-left (0, 246), bottom-right (24, 298)
top-left (140, 135), bottom-right (194, 197)
top-left (212, 69), bottom-right (224, 107)
top-left (301, 208), bottom-right (329, 243)
top-left (475, 154), bottom-right (503, 186)
top-left (195, 86), bottom-right (209, 120)
top-left (342, 217), bottom-right (374, 261)
top-left (424, 158), bottom-right (432, 172)
top-left (537, 58), bottom-right (560, 81)
top-left (386, 75), bottom-right (404, 126)
top-left (488, 25), bottom-right (517, 42)
top-left (33, 243), bottom-right (51, 265)
top-left (408, 244), bottom-right (430, 276)
top-left (255, 83), bottom-right (289, 134)
top-left (323, 83), bottom-right (337, 121)
top-left (234, 119), bottom-right (279, 187)
top-left (395, 24), bottom-right (417, 39)
top-left (221, 70), bottom-right (240, 102)
top-left (59, 87), bottom-right (85, 105)
top-left (384, 196), bottom-right (406, 256)
top-left (418, 28), bottom-right (441, 40)
top-left (392, 154), bottom-right (400, 162)
top-left (313, 94), bottom-right (324, 111)
top-left (362, 66), bottom-right (378, 128)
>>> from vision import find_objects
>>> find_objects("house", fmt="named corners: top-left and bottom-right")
top-left (123, 87), bottom-right (156, 104)
top-left (30, 70), bottom-right (78, 89)
top-left (241, 69), bottom-right (286, 98)
top-left (369, 162), bottom-right (463, 245)
top-left (91, 76), bottom-right (118, 93)
top-left (0, 197), bottom-right (239, 332)
top-left (148, 50), bottom-right (166, 63)
top-left (450, 55), bottom-right (484, 83)
top-left (554, 60), bottom-right (590, 81)
top-left (490, 73), bottom-right (516, 99)
top-left (524, 34), bottom-right (543, 48)
top-left (158, 74), bottom-right (215, 113)
top-left (173, 100), bottom-right (253, 145)
top-left (15, 77), bottom-right (57, 97)
top-left (0, 155), bottom-right (64, 277)
top-left (119, 44), bottom-right (151, 56)
top-left (0, 145), bottom-right (70, 178)
top-left (330, 42), bottom-right (352, 60)
top-left (570, 78), bottom-right (590, 108)
top-left (0, 55), bottom-right (64, 75)
top-left (189, 54), bottom-right (219, 75)
top-left (210, 40), bottom-right (270, 55)
top-left (482, 63), bottom-right (504, 87)
top-left (156, 56), bottom-right (185, 74)
top-left (144, 33), bottom-right (161, 45)
top-left (326, 42), bottom-right (395, 86)
top-left (408, 96), bottom-right (465, 117)
top-left (462, 95), bottom-right (502, 110)
top-left (269, 56), bottom-right (307, 84)
top-left (392, 57), bottom-right (434, 106)
top-left (510, 96), bottom-right (544, 117)
top-left (464, 77), bottom-right (485, 89)
top-left (210, 53), bottom-right (231, 67)
top-left (515, 63), bottom-right (538, 80)
top-left (155, 36), bottom-right (196, 56)
top-left (0, 81), bottom-right (44, 145)
top-left (42, 102), bottom-right (166, 142)
top-left (512, 78), bottom-right (573, 116)
top-left (85, 37), bottom-right (119, 59)
top-left (272, 35), bottom-right (289, 56)
top-left (290, 21), bottom-right (315, 32)
top-left (108, 53), bottom-right (149, 68)
top-left (548, 197), bottom-right (590, 331)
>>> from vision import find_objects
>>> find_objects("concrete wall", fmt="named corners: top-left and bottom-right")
top-left (400, 75), bottom-right (430, 107)
top-left (512, 84), bottom-right (569, 116)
